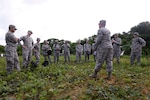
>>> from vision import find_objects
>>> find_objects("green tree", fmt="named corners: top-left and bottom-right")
top-left (0, 45), bottom-right (5, 53)
top-left (118, 32), bottom-right (132, 55)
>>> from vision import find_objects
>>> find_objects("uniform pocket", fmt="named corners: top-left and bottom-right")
top-left (5, 48), bottom-right (14, 63)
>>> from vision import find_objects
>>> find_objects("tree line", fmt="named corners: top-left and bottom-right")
top-left (0, 21), bottom-right (150, 56)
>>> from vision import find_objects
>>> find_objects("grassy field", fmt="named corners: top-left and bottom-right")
top-left (0, 55), bottom-right (150, 100)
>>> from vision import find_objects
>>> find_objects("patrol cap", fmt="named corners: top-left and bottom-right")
top-left (44, 40), bottom-right (47, 43)
top-left (9, 25), bottom-right (17, 30)
top-left (28, 30), bottom-right (33, 34)
top-left (133, 32), bottom-right (139, 36)
top-left (114, 33), bottom-right (118, 36)
top-left (77, 39), bottom-right (81, 43)
top-left (64, 40), bottom-right (68, 43)
top-left (99, 20), bottom-right (106, 25)
top-left (55, 40), bottom-right (59, 43)
top-left (37, 38), bottom-right (40, 41)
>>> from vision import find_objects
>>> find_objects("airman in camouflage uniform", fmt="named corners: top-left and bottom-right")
top-left (112, 34), bottom-right (122, 64)
top-left (75, 40), bottom-right (83, 63)
top-left (5, 25), bottom-right (20, 74)
top-left (90, 20), bottom-right (113, 80)
top-left (20, 30), bottom-right (34, 68)
top-left (84, 40), bottom-right (91, 62)
top-left (42, 40), bottom-right (52, 63)
top-left (92, 39), bottom-right (96, 62)
top-left (33, 38), bottom-right (41, 65)
top-left (53, 40), bottom-right (61, 63)
top-left (130, 32), bottom-right (146, 66)
top-left (62, 41), bottom-right (70, 62)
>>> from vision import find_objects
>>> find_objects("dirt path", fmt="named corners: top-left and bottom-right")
top-left (56, 85), bottom-right (85, 100)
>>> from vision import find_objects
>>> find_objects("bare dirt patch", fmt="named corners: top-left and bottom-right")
top-left (56, 85), bottom-right (85, 100)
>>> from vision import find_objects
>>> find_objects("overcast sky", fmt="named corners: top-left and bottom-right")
top-left (0, 0), bottom-right (150, 45)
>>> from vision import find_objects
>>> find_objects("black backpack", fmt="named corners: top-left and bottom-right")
top-left (47, 50), bottom-right (52, 55)
top-left (30, 61), bottom-right (38, 71)
top-left (42, 61), bottom-right (49, 67)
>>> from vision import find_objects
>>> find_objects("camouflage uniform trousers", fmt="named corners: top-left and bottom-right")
top-left (22, 47), bottom-right (32, 68)
top-left (93, 51), bottom-right (96, 62)
top-left (130, 51), bottom-right (141, 65)
top-left (43, 53), bottom-right (52, 63)
top-left (76, 52), bottom-right (82, 63)
top-left (94, 48), bottom-right (113, 73)
top-left (64, 51), bottom-right (70, 62)
top-left (54, 50), bottom-right (60, 63)
top-left (84, 51), bottom-right (90, 62)
top-left (34, 51), bottom-right (40, 65)
top-left (5, 45), bottom-right (20, 74)
top-left (113, 50), bottom-right (121, 64)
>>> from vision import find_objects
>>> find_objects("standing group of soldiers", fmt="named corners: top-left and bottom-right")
top-left (41, 40), bottom-right (70, 64)
top-left (89, 20), bottom-right (146, 80)
top-left (5, 26), bottom-right (35, 74)
top-left (4, 24), bottom-right (94, 74)
top-left (75, 39), bottom-right (93, 63)
top-left (4, 25), bottom-right (71, 74)
top-left (5, 21), bottom-right (146, 79)
top-left (41, 39), bottom-right (94, 64)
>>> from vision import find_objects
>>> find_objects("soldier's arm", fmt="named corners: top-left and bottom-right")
top-left (76, 45), bottom-right (79, 52)
top-left (83, 44), bottom-right (86, 51)
top-left (59, 44), bottom-right (62, 50)
top-left (47, 45), bottom-right (49, 50)
top-left (82, 45), bottom-right (84, 54)
top-left (81, 45), bottom-right (83, 52)
top-left (53, 44), bottom-right (56, 50)
top-left (117, 39), bottom-right (121, 45)
top-left (36, 44), bottom-right (40, 52)
top-left (61, 44), bottom-right (64, 49)
top-left (19, 36), bottom-right (24, 41)
top-left (67, 44), bottom-right (70, 48)
top-left (89, 44), bottom-right (92, 52)
top-left (92, 43), bottom-right (94, 50)
top-left (9, 33), bottom-right (19, 43)
top-left (33, 44), bottom-right (37, 52)
top-left (14, 37), bottom-right (19, 43)
top-left (120, 38), bottom-right (122, 45)
top-left (113, 38), bottom-right (121, 45)
top-left (139, 38), bottom-right (146, 47)
top-left (94, 30), bottom-right (103, 49)
top-left (42, 45), bottom-right (46, 51)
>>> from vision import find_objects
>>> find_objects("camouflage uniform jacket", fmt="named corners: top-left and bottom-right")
top-left (131, 37), bottom-right (146, 52)
top-left (84, 43), bottom-right (91, 52)
top-left (20, 35), bottom-right (34, 48)
top-left (94, 27), bottom-right (113, 51)
top-left (33, 43), bottom-right (40, 52)
top-left (42, 44), bottom-right (51, 55)
top-left (5, 31), bottom-right (18, 47)
top-left (62, 43), bottom-right (70, 52)
top-left (76, 44), bottom-right (83, 53)
top-left (112, 37), bottom-right (121, 51)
